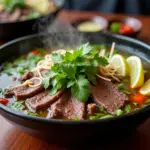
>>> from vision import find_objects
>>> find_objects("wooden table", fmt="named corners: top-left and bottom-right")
top-left (0, 10), bottom-right (150, 150)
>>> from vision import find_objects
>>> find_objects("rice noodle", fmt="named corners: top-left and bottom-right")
top-left (96, 74), bottom-right (111, 82)
top-left (36, 67), bottom-right (44, 79)
top-left (98, 42), bottom-right (124, 82)
top-left (28, 77), bottom-right (42, 88)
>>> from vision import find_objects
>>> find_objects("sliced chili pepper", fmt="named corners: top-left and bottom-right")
top-left (31, 50), bottom-right (39, 55)
top-left (130, 93), bottom-right (146, 105)
top-left (120, 24), bottom-right (134, 34)
top-left (0, 98), bottom-right (9, 105)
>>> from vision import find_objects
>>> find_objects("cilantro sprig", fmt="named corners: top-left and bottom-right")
top-left (42, 43), bottom-right (108, 102)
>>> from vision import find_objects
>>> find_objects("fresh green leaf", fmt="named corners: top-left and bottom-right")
top-left (49, 87), bottom-right (58, 96)
top-left (24, 110), bottom-right (39, 116)
top-left (7, 101), bottom-right (25, 111)
top-left (86, 73), bottom-right (97, 85)
top-left (110, 22), bottom-right (120, 33)
top-left (71, 75), bottom-right (90, 102)
top-left (61, 63), bottom-right (76, 79)
top-left (46, 70), bottom-right (58, 78)
top-left (17, 68), bottom-right (25, 75)
top-left (93, 55), bottom-right (108, 67)
top-left (51, 53), bottom-right (63, 63)
top-left (99, 106), bottom-right (107, 114)
top-left (89, 113), bottom-right (104, 120)
top-left (115, 109), bottom-right (123, 116)
top-left (145, 99), bottom-right (150, 104)
top-left (42, 77), bottom-right (50, 89)
top-left (73, 117), bottom-right (80, 121)
top-left (51, 63), bottom-right (59, 72)
top-left (100, 115), bottom-right (113, 119)
top-left (116, 83), bottom-right (131, 95)
top-left (79, 43), bottom-right (93, 55)
top-left (67, 80), bottom-right (75, 88)
top-left (89, 113), bottom-right (113, 120)
top-left (27, 12), bottom-right (41, 19)
top-left (89, 115), bottom-right (98, 120)
top-left (4, 0), bottom-right (26, 12)
top-left (64, 50), bottom-right (82, 62)
top-left (124, 104), bottom-right (131, 113)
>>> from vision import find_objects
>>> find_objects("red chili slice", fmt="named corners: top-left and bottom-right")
top-left (120, 24), bottom-right (134, 34)
top-left (0, 98), bottom-right (9, 105)
top-left (31, 50), bottom-right (39, 55)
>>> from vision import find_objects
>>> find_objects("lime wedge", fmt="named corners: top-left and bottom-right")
top-left (77, 22), bottom-right (102, 32)
top-left (140, 79), bottom-right (150, 96)
top-left (127, 56), bottom-right (144, 88)
top-left (110, 54), bottom-right (129, 77)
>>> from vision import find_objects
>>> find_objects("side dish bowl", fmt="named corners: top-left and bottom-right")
top-left (0, 0), bottom-right (64, 41)
top-left (0, 32), bottom-right (150, 145)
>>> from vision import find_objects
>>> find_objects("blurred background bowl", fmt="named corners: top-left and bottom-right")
top-left (0, 0), bottom-right (65, 41)
top-left (107, 17), bottom-right (142, 38)
top-left (71, 16), bottom-right (108, 33)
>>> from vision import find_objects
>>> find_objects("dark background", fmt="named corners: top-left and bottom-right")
top-left (63, 0), bottom-right (150, 15)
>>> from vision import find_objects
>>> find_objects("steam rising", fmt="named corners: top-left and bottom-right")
top-left (36, 18), bottom-right (87, 50)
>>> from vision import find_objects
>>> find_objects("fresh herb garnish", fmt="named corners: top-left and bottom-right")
top-left (100, 115), bottom-right (113, 119)
top-left (42, 43), bottom-right (108, 102)
top-left (27, 12), bottom-right (41, 19)
top-left (89, 113), bottom-right (113, 120)
top-left (99, 106), bottom-right (107, 114)
top-left (24, 110), bottom-right (39, 116)
top-left (2, 53), bottom-right (43, 76)
top-left (145, 99), bottom-right (150, 104)
top-left (73, 117), bottom-right (80, 121)
top-left (110, 22), bottom-right (120, 33)
top-left (116, 83), bottom-right (131, 95)
top-left (7, 100), bottom-right (25, 111)
top-left (124, 104), bottom-right (131, 113)
top-left (115, 109), bottom-right (123, 116)
top-left (3, 0), bottom-right (26, 12)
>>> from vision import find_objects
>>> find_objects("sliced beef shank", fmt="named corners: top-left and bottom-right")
top-left (47, 91), bottom-right (86, 120)
top-left (20, 72), bottom-right (33, 81)
top-left (4, 78), bottom-right (43, 100)
top-left (90, 78), bottom-right (129, 114)
top-left (20, 69), bottom-right (48, 81)
top-left (26, 89), bottom-right (63, 110)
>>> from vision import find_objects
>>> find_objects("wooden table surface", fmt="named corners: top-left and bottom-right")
top-left (0, 10), bottom-right (150, 150)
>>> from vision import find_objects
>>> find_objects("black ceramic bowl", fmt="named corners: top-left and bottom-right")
top-left (0, 0), bottom-right (64, 41)
top-left (108, 17), bottom-right (142, 38)
top-left (0, 32), bottom-right (150, 146)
